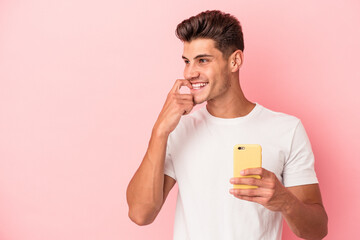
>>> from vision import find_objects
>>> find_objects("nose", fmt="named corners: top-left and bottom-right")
top-left (184, 64), bottom-right (200, 81)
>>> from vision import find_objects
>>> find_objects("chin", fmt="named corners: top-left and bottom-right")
top-left (193, 96), bottom-right (207, 105)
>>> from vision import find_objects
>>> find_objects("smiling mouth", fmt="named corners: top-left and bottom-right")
top-left (191, 82), bottom-right (208, 90)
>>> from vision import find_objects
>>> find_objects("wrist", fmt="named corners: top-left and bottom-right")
top-left (152, 124), bottom-right (170, 139)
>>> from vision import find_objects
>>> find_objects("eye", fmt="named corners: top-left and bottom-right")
top-left (184, 60), bottom-right (190, 64)
top-left (199, 59), bottom-right (208, 63)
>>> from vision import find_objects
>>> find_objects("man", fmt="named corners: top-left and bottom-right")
top-left (126, 10), bottom-right (328, 240)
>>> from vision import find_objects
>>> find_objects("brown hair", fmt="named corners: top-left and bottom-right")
top-left (175, 10), bottom-right (244, 59)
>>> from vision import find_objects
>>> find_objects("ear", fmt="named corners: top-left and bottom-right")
top-left (229, 50), bottom-right (243, 72)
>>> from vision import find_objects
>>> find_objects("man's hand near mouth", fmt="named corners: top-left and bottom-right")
top-left (153, 79), bottom-right (195, 137)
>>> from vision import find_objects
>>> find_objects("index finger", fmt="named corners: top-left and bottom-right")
top-left (171, 79), bottom-right (193, 93)
top-left (241, 167), bottom-right (267, 177)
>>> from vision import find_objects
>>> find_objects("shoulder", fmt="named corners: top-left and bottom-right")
top-left (253, 104), bottom-right (304, 138)
top-left (257, 104), bottom-right (301, 127)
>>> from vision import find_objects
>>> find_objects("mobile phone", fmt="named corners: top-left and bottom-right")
top-left (233, 144), bottom-right (262, 189)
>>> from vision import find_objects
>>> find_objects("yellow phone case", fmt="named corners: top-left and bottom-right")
top-left (233, 144), bottom-right (262, 189)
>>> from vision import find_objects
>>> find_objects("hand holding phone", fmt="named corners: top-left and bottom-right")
top-left (233, 144), bottom-right (262, 189)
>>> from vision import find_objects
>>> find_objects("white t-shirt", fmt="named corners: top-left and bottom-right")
top-left (164, 103), bottom-right (318, 240)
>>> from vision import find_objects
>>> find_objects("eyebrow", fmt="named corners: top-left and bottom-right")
top-left (182, 54), bottom-right (214, 60)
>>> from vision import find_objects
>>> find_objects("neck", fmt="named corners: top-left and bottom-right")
top-left (206, 77), bottom-right (255, 119)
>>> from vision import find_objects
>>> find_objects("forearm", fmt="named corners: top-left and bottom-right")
top-left (282, 191), bottom-right (328, 239)
top-left (126, 128), bottom-right (169, 225)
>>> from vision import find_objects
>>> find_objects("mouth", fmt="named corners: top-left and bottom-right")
top-left (191, 82), bottom-right (209, 90)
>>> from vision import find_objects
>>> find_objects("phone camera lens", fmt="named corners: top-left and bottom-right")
top-left (238, 147), bottom-right (245, 150)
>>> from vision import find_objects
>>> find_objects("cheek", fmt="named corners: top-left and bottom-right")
top-left (211, 67), bottom-right (225, 82)
top-left (204, 67), bottom-right (218, 81)
top-left (216, 70), bottom-right (231, 90)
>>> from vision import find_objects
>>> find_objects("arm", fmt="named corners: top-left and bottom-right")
top-left (230, 168), bottom-right (328, 239)
top-left (126, 131), bottom-right (176, 226)
top-left (283, 184), bottom-right (328, 239)
top-left (126, 79), bottom-right (193, 226)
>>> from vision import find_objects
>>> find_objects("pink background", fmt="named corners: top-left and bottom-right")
top-left (0, 0), bottom-right (359, 239)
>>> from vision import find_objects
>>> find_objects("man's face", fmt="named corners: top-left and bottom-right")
top-left (182, 38), bottom-right (232, 104)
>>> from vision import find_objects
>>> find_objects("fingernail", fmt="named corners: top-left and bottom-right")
top-left (240, 170), bottom-right (245, 175)
top-left (230, 178), bottom-right (234, 183)
top-left (229, 189), bottom-right (234, 194)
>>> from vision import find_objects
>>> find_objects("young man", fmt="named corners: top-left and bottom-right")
top-left (127, 10), bottom-right (328, 240)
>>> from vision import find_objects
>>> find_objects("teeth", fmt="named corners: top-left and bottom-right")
top-left (192, 82), bottom-right (208, 89)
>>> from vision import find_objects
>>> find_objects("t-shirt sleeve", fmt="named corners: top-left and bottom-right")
top-left (283, 120), bottom-right (318, 187)
top-left (164, 140), bottom-right (176, 180)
